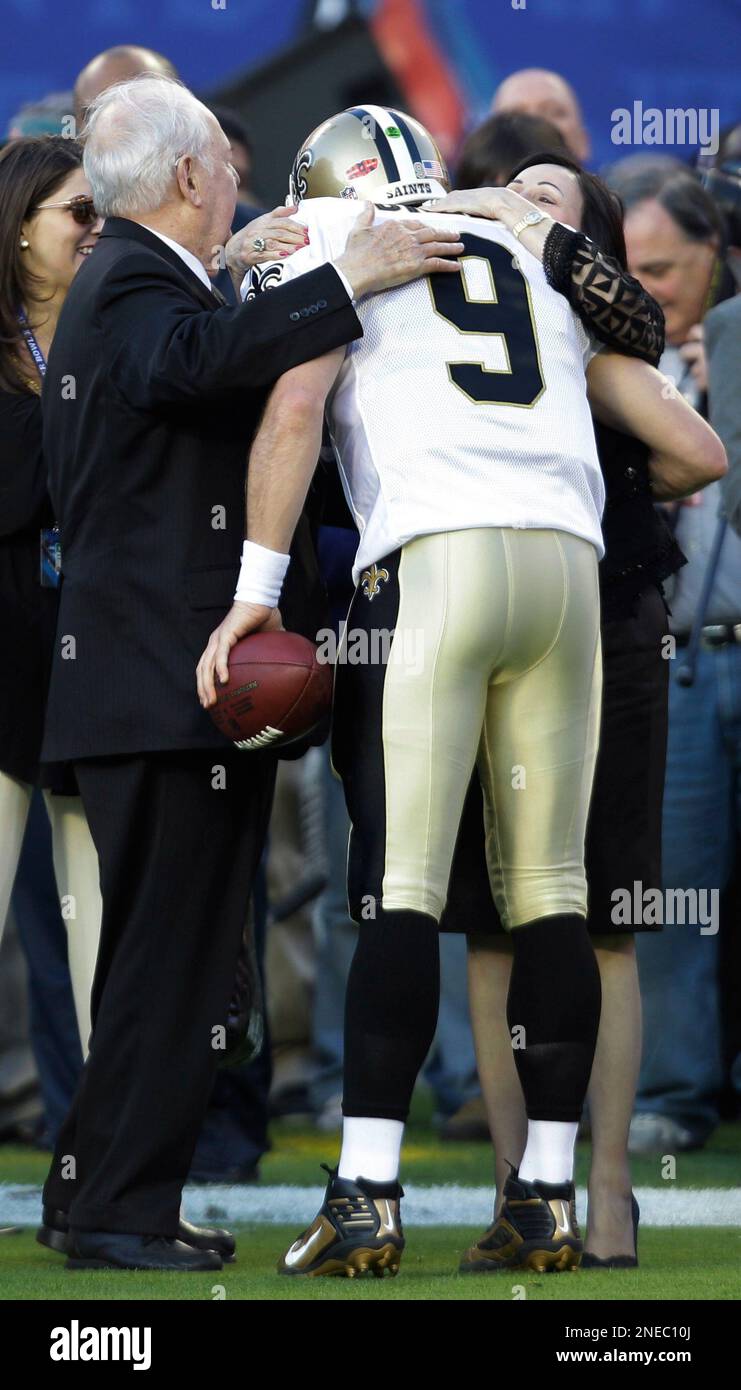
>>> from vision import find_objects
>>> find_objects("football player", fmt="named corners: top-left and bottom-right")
top-left (197, 107), bottom-right (725, 1277)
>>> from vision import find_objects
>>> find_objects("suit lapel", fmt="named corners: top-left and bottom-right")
top-left (99, 217), bottom-right (219, 312)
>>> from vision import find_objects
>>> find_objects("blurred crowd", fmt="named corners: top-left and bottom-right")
top-left (1, 45), bottom-right (739, 1183)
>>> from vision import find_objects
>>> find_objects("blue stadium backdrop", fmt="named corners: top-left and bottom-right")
top-left (3, 0), bottom-right (740, 170)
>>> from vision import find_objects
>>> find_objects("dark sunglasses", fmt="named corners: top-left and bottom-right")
top-left (33, 194), bottom-right (98, 226)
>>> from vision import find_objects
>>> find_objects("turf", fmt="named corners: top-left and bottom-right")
top-left (2, 1119), bottom-right (740, 1191)
top-left (2, 1100), bottom-right (738, 1301)
top-left (2, 1226), bottom-right (740, 1301)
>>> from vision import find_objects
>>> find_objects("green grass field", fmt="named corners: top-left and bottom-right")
top-left (2, 1106), bottom-right (739, 1301)
top-left (3, 1226), bottom-right (740, 1301)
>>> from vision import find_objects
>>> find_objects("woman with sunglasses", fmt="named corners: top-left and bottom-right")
top-left (0, 136), bottom-right (104, 1051)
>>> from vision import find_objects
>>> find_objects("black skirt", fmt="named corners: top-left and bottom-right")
top-left (440, 584), bottom-right (670, 936)
top-left (0, 531), bottom-right (75, 790)
top-left (0, 389), bottom-right (75, 792)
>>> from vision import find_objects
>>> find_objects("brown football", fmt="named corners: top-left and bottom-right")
top-left (209, 631), bottom-right (333, 751)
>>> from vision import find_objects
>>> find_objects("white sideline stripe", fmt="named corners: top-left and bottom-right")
top-left (2, 1183), bottom-right (740, 1228)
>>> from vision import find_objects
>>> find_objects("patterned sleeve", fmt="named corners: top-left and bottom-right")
top-left (542, 222), bottom-right (665, 367)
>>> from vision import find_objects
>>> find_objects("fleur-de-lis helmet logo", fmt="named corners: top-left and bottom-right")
top-left (289, 147), bottom-right (314, 203)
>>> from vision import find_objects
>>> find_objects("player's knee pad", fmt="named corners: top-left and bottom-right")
top-left (506, 914), bottom-right (601, 1122)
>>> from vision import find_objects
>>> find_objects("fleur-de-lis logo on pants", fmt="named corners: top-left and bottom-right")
top-left (360, 563), bottom-right (389, 600)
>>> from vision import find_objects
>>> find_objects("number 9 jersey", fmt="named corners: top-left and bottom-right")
top-left (242, 198), bottom-right (605, 583)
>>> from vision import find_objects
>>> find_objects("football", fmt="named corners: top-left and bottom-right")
top-left (208, 630), bottom-right (334, 751)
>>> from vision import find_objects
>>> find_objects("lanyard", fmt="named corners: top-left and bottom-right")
top-left (18, 308), bottom-right (60, 588)
top-left (17, 308), bottom-right (47, 379)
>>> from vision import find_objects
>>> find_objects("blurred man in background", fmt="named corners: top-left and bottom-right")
top-left (491, 67), bottom-right (590, 162)
top-left (702, 140), bottom-right (741, 541)
top-left (73, 44), bottom-right (178, 125)
top-left (623, 172), bottom-right (729, 352)
top-left (702, 154), bottom-right (741, 1110)
top-left (455, 111), bottom-right (568, 189)
top-left (6, 93), bottom-right (74, 139)
top-left (620, 171), bottom-right (741, 1153)
top-left (209, 105), bottom-right (260, 210)
top-left (708, 298), bottom-right (741, 540)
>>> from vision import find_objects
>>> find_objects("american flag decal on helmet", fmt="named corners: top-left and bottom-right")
top-left (414, 159), bottom-right (444, 180)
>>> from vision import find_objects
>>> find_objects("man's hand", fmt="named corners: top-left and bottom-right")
top-left (336, 201), bottom-right (464, 298)
top-left (197, 602), bottom-right (282, 709)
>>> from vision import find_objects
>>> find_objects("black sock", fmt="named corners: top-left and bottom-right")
top-left (506, 914), bottom-right (601, 1122)
top-left (343, 909), bottom-right (440, 1121)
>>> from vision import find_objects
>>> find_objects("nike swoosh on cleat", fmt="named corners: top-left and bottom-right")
top-left (283, 1226), bottom-right (326, 1268)
top-left (552, 1200), bottom-right (573, 1236)
top-left (375, 1199), bottom-right (397, 1239)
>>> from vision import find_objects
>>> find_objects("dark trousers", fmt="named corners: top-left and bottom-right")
top-left (43, 749), bottom-right (275, 1235)
top-left (189, 862), bottom-right (272, 1179)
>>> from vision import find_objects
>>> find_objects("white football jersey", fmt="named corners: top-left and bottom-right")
top-left (243, 198), bottom-right (604, 582)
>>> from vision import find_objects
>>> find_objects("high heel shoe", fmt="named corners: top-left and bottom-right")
top-left (581, 1192), bottom-right (640, 1269)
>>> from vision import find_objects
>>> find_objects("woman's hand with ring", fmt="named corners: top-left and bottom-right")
top-left (225, 206), bottom-right (310, 277)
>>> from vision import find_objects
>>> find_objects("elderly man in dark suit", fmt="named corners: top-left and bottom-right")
top-left (38, 75), bottom-right (464, 1271)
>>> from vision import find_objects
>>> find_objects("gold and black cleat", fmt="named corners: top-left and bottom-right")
top-left (279, 1165), bottom-right (404, 1278)
top-left (460, 1169), bottom-right (582, 1274)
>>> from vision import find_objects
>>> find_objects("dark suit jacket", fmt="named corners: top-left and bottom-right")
top-left (41, 217), bottom-right (361, 761)
top-left (706, 293), bottom-right (741, 540)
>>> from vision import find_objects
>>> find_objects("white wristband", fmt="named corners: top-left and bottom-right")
top-left (234, 540), bottom-right (290, 608)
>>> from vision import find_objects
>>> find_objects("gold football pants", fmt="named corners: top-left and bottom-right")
top-left (333, 527), bottom-right (602, 931)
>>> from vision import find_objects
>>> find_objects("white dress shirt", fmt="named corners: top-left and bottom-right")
top-left (141, 225), bottom-right (214, 292)
top-left (144, 221), bottom-right (356, 303)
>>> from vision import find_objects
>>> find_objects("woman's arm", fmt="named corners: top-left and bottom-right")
top-left (542, 223), bottom-right (665, 367)
top-left (423, 187), bottom-right (665, 366)
top-left (586, 352), bottom-right (727, 499)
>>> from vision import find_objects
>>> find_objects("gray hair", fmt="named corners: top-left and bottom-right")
top-left (82, 75), bottom-right (215, 217)
top-left (614, 167), bottom-right (726, 247)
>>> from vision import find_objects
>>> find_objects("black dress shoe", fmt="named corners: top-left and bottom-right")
top-left (66, 1231), bottom-right (223, 1271)
top-left (36, 1207), bottom-right (71, 1255)
top-left (39, 1206), bottom-right (236, 1262)
top-left (178, 1216), bottom-right (236, 1262)
top-left (581, 1193), bottom-right (640, 1269)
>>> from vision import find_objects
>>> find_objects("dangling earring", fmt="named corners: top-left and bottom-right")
top-left (20, 238), bottom-right (29, 249)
